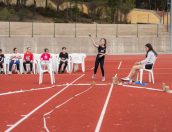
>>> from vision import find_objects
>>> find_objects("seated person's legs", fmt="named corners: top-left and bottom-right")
top-left (62, 61), bottom-right (68, 73)
top-left (58, 61), bottom-right (63, 73)
top-left (122, 64), bottom-right (144, 81)
top-left (23, 61), bottom-right (33, 73)
top-left (15, 60), bottom-right (20, 74)
top-left (0, 63), bottom-right (4, 73)
top-left (9, 60), bottom-right (14, 74)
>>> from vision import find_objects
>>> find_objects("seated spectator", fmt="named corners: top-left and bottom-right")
top-left (23, 47), bottom-right (34, 74)
top-left (58, 47), bottom-right (69, 74)
top-left (121, 43), bottom-right (158, 82)
top-left (9, 48), bottom-right (22, 74)
top-left (40, 48), bottom-right (51, 63)
top-left (0, 49), bottom-right (5, 74)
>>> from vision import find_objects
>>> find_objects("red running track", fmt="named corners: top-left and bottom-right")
top-left (0, 54), bottom-right (172, 132)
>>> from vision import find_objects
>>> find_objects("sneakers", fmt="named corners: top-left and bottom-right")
top-left (102, 77), bottom-right (105, 81)
top-left (121, 76), bottom-right (130, 81)
top-left (92, 74), bottom-right (105, 81)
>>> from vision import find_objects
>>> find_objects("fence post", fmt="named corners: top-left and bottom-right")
top-left (54, 23), bottom-right (55, 38)
top-left (116, 24), bottom-right (118, 37)
top-left (9, 19), bottom-right (10, 38)
top-left (75, 23), bottom-right (76, 38)
top-left (32, 21), bottom-right (33, 37)
top-left (157, 24), bottom-right (159, 37)
top-left (96, 23), bottom-right (97, 38)
top-left (137, 24), bottom-right (138, 38)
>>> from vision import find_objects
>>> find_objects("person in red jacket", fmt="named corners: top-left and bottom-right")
top-left (23, 47), bottom-right (34, 74)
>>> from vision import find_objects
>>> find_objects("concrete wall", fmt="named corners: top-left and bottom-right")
top-left (0, 22), bottom-right (170, 54)
top-left (0, 36), bottom-right (170, 55)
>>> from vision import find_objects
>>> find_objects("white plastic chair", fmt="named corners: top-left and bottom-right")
top-left (36, 59), bottom-right (55, 84)
top-left (3, 54), bottom-right (11, 74)
top-left (33, 53), bottom-right (41, 74)
top-left (70, 53), bottom-right (86, 73)
top-left (55, 54), bottom-right (72, 73)
top-left (137, 58), bottom-right (157, 84)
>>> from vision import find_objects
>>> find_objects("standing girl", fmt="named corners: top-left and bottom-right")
top-left (89, 35), bottom-right (107, 81)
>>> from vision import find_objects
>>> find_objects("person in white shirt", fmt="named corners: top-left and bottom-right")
top-left (9, 48), bottom-right (22, 74)
top-left (121, 43), bottom-right (158, 81)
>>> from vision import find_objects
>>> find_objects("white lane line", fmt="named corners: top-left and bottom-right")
top-left (43, 85), bottom-right (94, 132)
top-left (122, 84), bottom-right (164, 92)
top-left (95, 60), bottom-right (122, 132)
top-left (0, 84), bottom-right (111, 96)
top-left (0, 86), bottom-right (57, 96)
top-left (117, 61), bottom-right (122, 69)
top-left (5, 74), bottom-right (85, 132)
top-left (95, 83), bottom-right (114, 132)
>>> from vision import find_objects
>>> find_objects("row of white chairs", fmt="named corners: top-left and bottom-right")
top-left (2, 53), bottom-right (86, 75)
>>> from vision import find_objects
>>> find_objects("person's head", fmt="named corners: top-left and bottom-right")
top-left (62, 47), bottom-right (67, 53)
top-left (0, 49), bottom-right (2, 54)
top-left (100, 38), bottom-right (107, 47)
top-left (27, 47), bottom-right (31, 52)
top-left (145, 43), bottom-right (158, 57)
top-left (13, 48), bottom-right (18, 53)
top-left (44, 48), bottom-right (49, 53)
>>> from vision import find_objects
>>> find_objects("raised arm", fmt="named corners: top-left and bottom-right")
top-left (89, 34), bottom-right (99, 48)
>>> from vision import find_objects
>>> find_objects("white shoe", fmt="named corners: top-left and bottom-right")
top-left (8, 72), bottom-right (12, 74)
top-left (102, 77), bottom-right (105, 81)
top-left (92, 74), bottom-right (96, 79)
top-left (121, 77), bottom-right (130, 81)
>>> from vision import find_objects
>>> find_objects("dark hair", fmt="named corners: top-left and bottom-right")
top-left (13, 48), bottom-right (17, 52)
top-left (27, 47), bottom-right (31, 50)
top-left (0, 49), bottom-right (2, 52)
top-left (100, 38), bottom-right (107, 47)
top-left (145, 43), bottom-right (158, 57)
top-left (62, 47), bottom-right (66, 50)
top-left (44, 48), bottom-right (48, 52)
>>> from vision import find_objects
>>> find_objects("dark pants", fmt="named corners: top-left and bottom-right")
top-left (0, 63), bottom-right (3, 69)
top-left (94, 56), bottom-right (105, 77)
top-left (58, 61), bottom-right (68, 72)
top-left (9, 60), bottom-right (20, 71)
top-left (23, 61), bottom-right (33, 72)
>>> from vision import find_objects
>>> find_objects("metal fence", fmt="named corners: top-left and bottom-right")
top-left (0, 22), bottom-right (169, 38)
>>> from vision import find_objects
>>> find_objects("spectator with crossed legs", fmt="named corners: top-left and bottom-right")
top-left (121, 43), bottom-right (158, 82)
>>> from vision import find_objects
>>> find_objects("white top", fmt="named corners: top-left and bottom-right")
top-left (10, 53), bottom-right (21, 61)
top-left (141, 51), bottom-right (156, 65)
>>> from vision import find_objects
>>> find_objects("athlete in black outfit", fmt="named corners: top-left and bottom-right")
top-left (58, 47), bottom-right (69, 74)
top-left (0, 49), bottom-right (5, 74)
top-left (89, 35), bottom-right (107, 81)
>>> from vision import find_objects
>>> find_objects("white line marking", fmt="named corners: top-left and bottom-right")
top-left (95, 60), bottom-right (122, 132)
top-left (95, 83), bottom-right (114, 132)
top-left (43, 85), bottom-right (94, 131)
top-left (5, 74), bottom-right (85, 132)
top-left (6, 125), bottom-right (13, 127)
top-left (43, 117), bottom-right (50, 132)
top-left (0, 84), bottom-right (110, 96)
top-left (122, 84), bottom-right (164, 92)
top-left (117, 61), bottom-right (122, 69)
top-left (0, 86), bottom-right (57, 96)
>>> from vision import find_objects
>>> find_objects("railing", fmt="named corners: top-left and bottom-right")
top-left (0, 22), bottom-right (169, 38)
